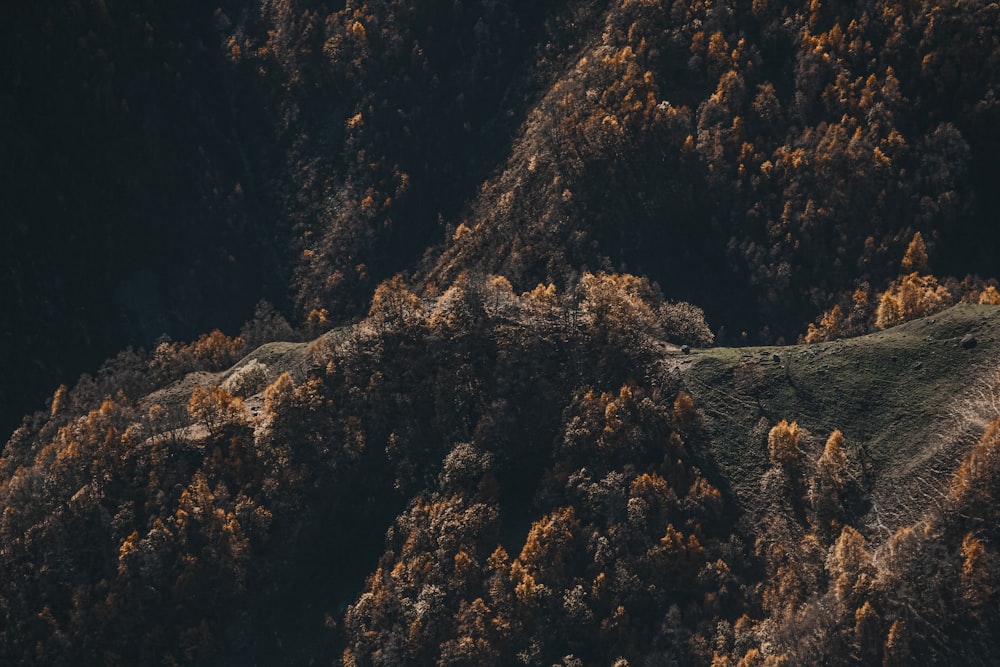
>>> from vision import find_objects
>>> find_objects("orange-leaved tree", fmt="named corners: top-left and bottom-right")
top-left (187, 385), bottom-right (247, 437)
top-left (875, 232), bottom-right (951, 329)
top-left (768, 419), bottom-right (801, 469)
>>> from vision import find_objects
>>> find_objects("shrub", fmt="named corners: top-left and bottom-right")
top-left (978, 285), bottom-right (1000, 305)
top-left (658, 300), bottom-right (715, 346)
top-left (222, 359), bottom-right (270, 398)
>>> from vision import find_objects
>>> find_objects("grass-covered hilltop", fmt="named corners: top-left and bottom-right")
top-left (3, 0), bottom-right (1000, 664)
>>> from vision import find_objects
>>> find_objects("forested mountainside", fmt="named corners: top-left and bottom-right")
top-left (3, 0), bottom-right (1000, 664)
top-left (4, 0), bottom-right (1000, 435)
top-left (3, 284), bottom-right (1000, 665)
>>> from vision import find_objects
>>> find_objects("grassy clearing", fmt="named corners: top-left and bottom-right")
top-left (142, 327), bottom-right (350, 417)
top-left (681, 304), bottom-right (1000, 522)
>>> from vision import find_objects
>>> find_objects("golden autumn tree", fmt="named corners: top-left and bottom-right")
top-left (805, 304), bottom-right (844, 344)
top-left (368, 274), bottom-right (424, 333)
top-left (875, 273), bottom-right (951, 329)
top-left (805, 287), bottom-right (872, 342)
top-left (671, 390), bottom-right (699, 433)
top-left (437, 597), bottom-right (501, 667)
top-left (882, 620), bottom-right (910, 667)
top-left (948, 416), bottom-right (1000, 509)
top-left (959, 532), bottom-right (993, 610)
top-left (510, 507), bottom-right (579, 607)
top-left (519, 282), bottom-right (560, 320)
top-left (578, 272), bottom-right (662, 346)
top-left (978, 284), bottom-right (1000, 305)
top-left (262, 372), bottom-right (295, 421)
top-left (900, 232), bottom-right (929, 274)
top-left (809, 429), bottom-right (852, 534)
top-left (767, 420), bottom-right (801, 469)
top-left (876, 232), bottom-right (951, 329)
top-left (188, 330), bottom-right (247, 370)
top-left (853, 600), bottom-right (882, 662)
top-left (825, 525), bottom-right (874, 615)
top-left (427, 273), bottom-right (482, 337)
top-left (187, 385), bottom-right (247, 437)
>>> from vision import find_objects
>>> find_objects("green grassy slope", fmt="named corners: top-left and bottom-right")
top-left (682, 304), bottom-right (1000, 532)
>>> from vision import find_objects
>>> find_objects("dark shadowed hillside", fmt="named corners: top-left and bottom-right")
top-left (3, 0), bottom-right (1000, 664)
top-left (0, 0), bottom-right (294, 438)
top-left (6, 0), bottom-right (1000, 437)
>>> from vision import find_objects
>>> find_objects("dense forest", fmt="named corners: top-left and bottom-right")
top-left (3, 0), bottom-right (1000, 664)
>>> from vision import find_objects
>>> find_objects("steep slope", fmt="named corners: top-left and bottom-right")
top-left (419, 0), bottom-right (1000, 340)
top-left (0, 0), bottom-right (291, 439)
top-left (683, 303), bottom-right (1000, 531)
top-left (4, 0), bottom-right (1000, 663)
top-left (5, 0), bottom-right (1000, 439)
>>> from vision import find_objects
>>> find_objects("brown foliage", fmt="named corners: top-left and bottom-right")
top-left (900, 232), bottom-right (929, 274)
top-left (187, 330), bottom-right (247, 371)
top-left (809, 430), bottom-right (852, 531)
top-left (873, 232), bottom-right (957, 329)
top-left (658, 300), bottom-right (715, 347)
top-left (368, 274), bottom-right (424, 332)
top-left (853, 600), bottom-right (882, 661)
top-left (959, 532), bottom-right (992, 609)
top-left (978, 285), bottom-right (1000, 305)
top-left (672, 391), bottom-right (699, 433)
top-left (804, 287), bottom-right (872, 342)
top-left (805, 304), bottom-right (845, 344)
top-left (187, 386), bottom-right (247, 437)
top-left (875, 272), bottom-right (951, 329)
top-left (511, 507), bottom-right (580, 601)
top-left (11, 3), bottom-right (1000, 661)
top-left (825, 525), bottom-right (874, 612)
top-left (882, 620), bottom-right (910, 667)
top-left (578, 272), bottom-right (663, 345)
top-left (262, 372), bottom-right (295, 422)
top-left (947, 416), bottom-right (1000, 509)
top-left (767, 420), bottom-right (801, 468)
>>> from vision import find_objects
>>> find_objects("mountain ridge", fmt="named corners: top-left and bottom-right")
top-left (3, 0), bottom-right (1000, 663)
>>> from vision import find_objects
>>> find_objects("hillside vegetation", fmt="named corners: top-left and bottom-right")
top-left (4, 0), bottom-right (1000, 664)
top-left (2, 286), bottom-right (999, 664)
top-left (5, 0), bottom-right (1000, 435)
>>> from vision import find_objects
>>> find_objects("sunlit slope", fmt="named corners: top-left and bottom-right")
top-left (683, 304), bottom-right (1000, 530)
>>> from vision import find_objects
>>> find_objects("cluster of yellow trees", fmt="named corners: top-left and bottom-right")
top-left (806, 232), bottom-right (1000, 342)
top-left (714, 415), bottom-right (999, 665)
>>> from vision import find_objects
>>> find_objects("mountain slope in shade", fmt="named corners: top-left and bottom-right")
top-left (4, 0), bottom-right (1000, 435)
